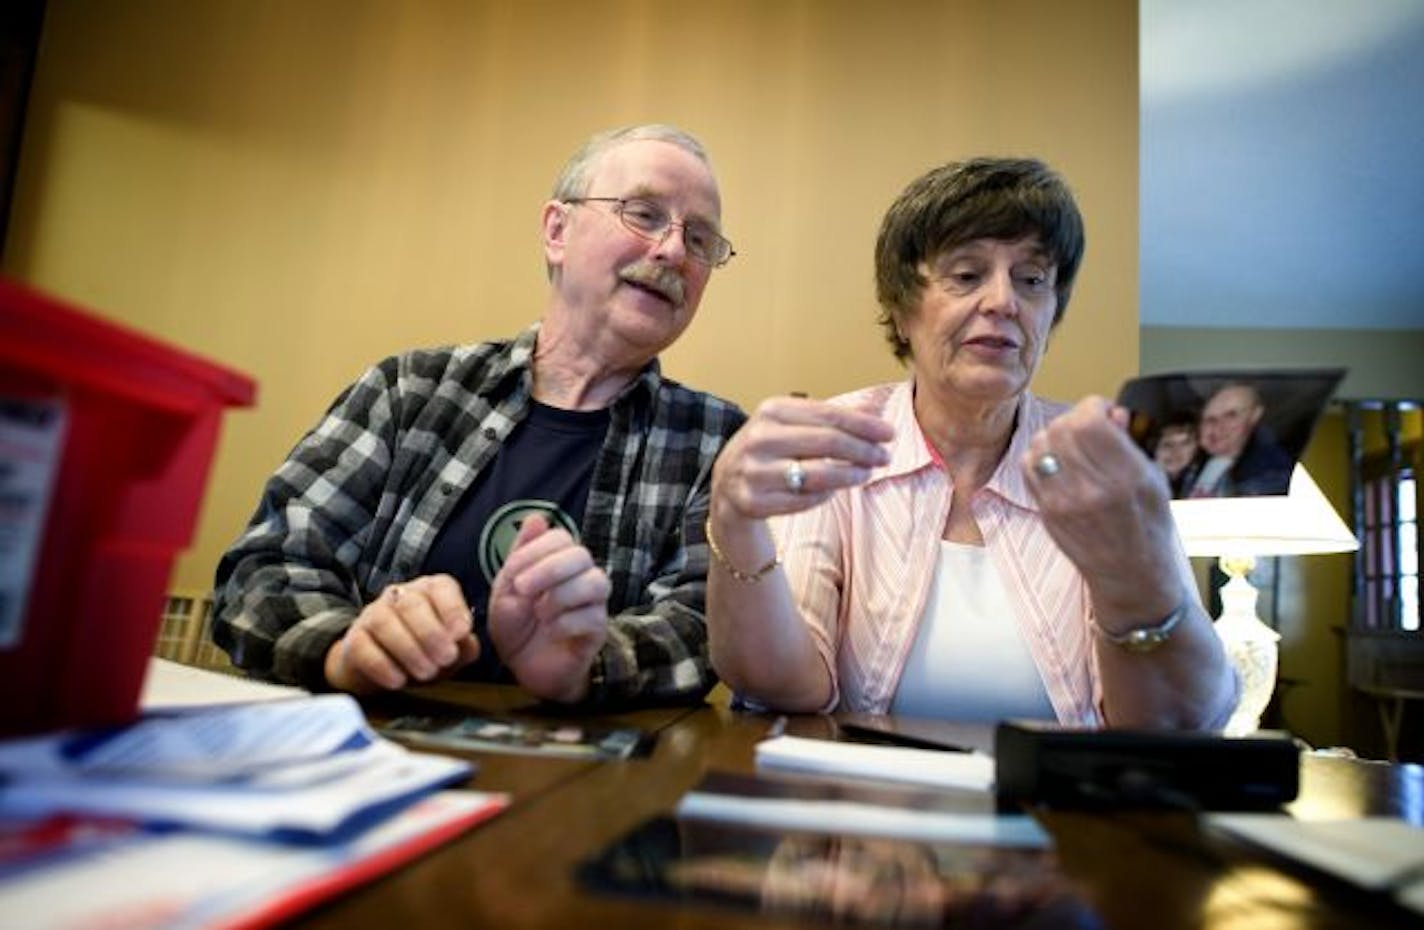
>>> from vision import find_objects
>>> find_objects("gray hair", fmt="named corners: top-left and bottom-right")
top-left (551, 124), bottom-right (712, 201)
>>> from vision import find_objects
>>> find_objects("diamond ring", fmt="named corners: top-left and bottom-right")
top-left (784, 460), bottom-right (808, 494)
top-left (1033, 453), bottom-right (1062, 478)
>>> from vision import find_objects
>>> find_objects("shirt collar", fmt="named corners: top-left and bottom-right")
top-left (474, 323), bottom-right (540, 398)
top-left (476, 322), bottom-right (662, 413)
top-left (869, 380), bottom-right (1049, 513)
top-left (984, 392), bottom-right (1049, 512)
top-left (873, 381), bottom-right (936, 481)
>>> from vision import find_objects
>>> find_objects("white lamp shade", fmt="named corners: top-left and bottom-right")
top-left (1169, 465), bottom-right (1359, 559)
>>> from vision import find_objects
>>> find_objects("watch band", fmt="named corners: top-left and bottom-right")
top-left (1092, 598), bottom-right (1188, 653)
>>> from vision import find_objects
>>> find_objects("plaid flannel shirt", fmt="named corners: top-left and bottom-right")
top-left (212, 324), bottom-right (745, 705)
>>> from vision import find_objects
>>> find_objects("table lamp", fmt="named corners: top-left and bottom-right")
top-left (1169, 465), bottom-right (1358, 735)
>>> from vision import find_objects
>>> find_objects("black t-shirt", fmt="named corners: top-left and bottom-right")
top-left (421, 400), bottom-right (610, 680)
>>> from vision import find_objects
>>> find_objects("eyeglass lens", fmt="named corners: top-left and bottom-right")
top-left (579, 198), bottom-right (731, 266)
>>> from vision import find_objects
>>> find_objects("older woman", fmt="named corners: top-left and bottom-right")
top-left (706, 158), bottom-right (1236, 728)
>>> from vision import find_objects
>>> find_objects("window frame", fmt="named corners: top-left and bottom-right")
top-left (1348, 400), bottom-right (1422, 632)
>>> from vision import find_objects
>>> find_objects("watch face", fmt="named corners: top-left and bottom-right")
top-left (1123, 629), bottom-right (1167, 652)
top-left (1103, 600), bottom-right (1186, 653)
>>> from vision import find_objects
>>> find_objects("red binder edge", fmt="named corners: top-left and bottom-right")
top-left (214, 791), bottom-right (509, 930)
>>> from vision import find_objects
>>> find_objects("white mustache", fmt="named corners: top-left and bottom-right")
top-left (620, 263), bottom-right (685, 307)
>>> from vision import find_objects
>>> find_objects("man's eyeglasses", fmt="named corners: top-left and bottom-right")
top-left (565, 197), bottom-right (735, 267)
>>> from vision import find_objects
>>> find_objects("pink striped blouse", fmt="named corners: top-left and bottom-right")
top-left (769, 380), bottom-right (1107, 722)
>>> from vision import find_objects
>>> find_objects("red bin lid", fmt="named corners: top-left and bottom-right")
top-left (0, 276), bottom-right (256, 412)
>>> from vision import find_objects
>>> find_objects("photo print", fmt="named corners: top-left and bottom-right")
top-left (1116, 369), bottom-right (1345, 500)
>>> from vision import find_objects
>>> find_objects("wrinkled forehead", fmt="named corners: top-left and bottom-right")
top-left (587, 140), bottom-right (722, 222)
top-left (1205, 386), bottom-right (1259, 416)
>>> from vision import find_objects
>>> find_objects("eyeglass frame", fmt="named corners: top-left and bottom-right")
top-left (563, 196), bottom-right (736, 267)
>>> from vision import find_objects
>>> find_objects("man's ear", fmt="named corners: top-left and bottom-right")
top-left (542, 200), bottom-right (570, 267)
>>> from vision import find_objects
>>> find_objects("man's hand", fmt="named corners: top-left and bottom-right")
top-left (324, 573), bottom-right (481, 693)
top-left (487, 515), bottom-right (611, 703)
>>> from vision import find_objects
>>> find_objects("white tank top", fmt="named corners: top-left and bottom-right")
top-left (890, 540), bottom-right (1056, 722)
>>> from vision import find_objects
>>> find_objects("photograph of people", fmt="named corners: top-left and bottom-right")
top-left (1185, 381), bottom-right (1293, 498)
top-left (211, 124), bottom-right (745, 706)
top-left (704, 158), bottom-right (1236, 729)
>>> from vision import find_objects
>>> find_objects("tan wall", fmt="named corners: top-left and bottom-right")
top-left (1280, 411), bottom-right (1354, 749)
top-left (1141, 326), bottom-right (1424, 402)
top-left (6, 0), bottom-right (1140, 593)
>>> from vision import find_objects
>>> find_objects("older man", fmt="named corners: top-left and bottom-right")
top-left (213, 124), bottom-right (745, 705)
top-left (1189, 382), bottom-right (1292, 498)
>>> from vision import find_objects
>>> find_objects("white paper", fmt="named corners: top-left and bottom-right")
top-left (0, 694), bottom-right (372, 781)
top-left (0, 741), bottom-right (468, 835)
top-left (1211, 814), bottom-right (1424, 914)
top-left (141, 658), bottom-right (307, 709)
top-left (678, 791), bottom-right (1047, 847)
top-left (0, 789), bottom-right (506, 930)
top-left (755, 735), bottom-right (995, 792)
top-left (0, 696), bottom-right (472, 839)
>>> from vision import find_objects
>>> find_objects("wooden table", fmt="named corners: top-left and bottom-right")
top-left (292, 685), bottom-right (1424, 930)
top-left (1356, 684), bottom-right (1424, 762)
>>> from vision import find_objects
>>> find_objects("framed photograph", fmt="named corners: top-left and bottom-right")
top-left (1117, 368), bottom-right (1344, 499)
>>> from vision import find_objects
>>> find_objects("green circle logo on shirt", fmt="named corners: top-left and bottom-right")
top-left (478, 499), bottom-right (581, 583)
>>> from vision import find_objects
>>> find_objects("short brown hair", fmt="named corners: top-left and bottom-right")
top-left (874, 158), bottom-right (1085, 361)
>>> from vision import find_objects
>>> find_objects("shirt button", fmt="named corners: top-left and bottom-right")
top-left (440, 483), bottom-right (454, 495)
top-left (482, 427), bottom-right (497, 440)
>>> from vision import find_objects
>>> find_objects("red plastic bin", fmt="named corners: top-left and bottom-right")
top-left (0, 278), bottom-right (256, 735)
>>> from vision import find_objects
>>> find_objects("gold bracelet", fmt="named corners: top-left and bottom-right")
top-left (1091, 598), bottom-right (1187, 653)
top-left (704, 517), bottom-right (779, 583)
